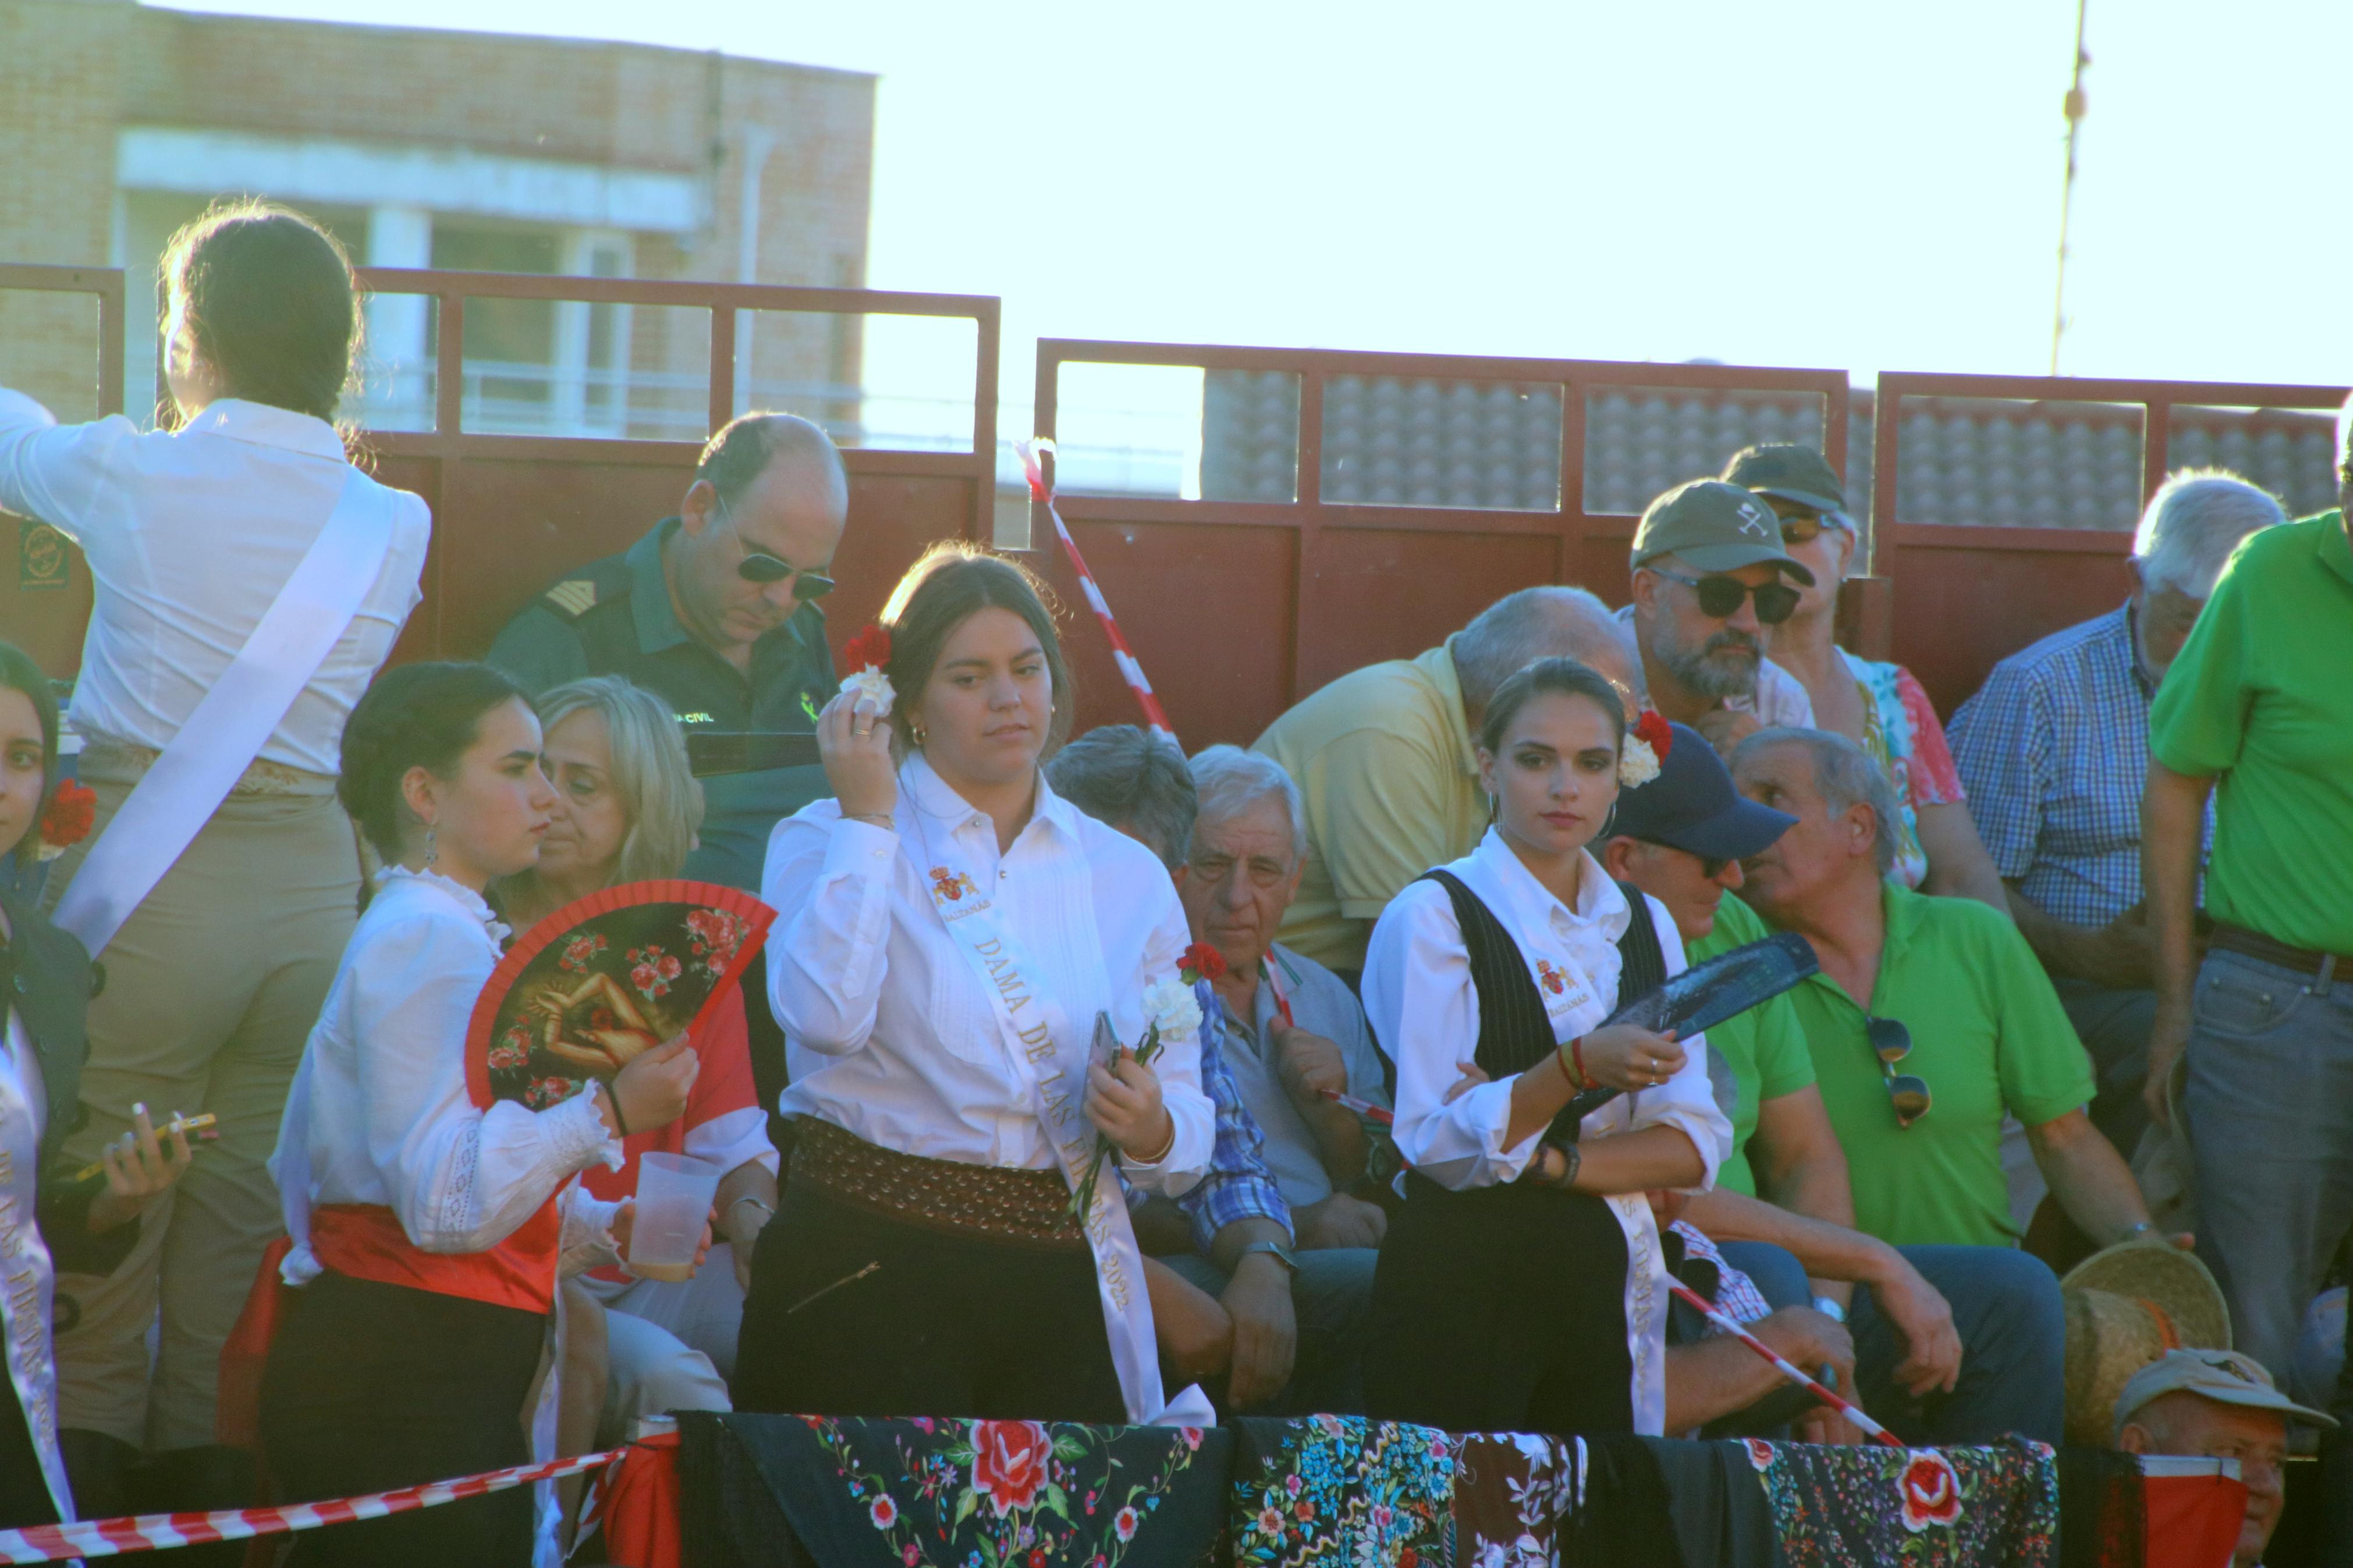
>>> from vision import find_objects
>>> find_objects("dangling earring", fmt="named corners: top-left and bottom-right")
top-left (423, 824), bottom-right (438, 867)
top-left (1597, 801), bottom-right (1619, 841)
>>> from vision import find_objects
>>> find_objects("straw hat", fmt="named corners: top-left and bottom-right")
top-left (2061, 1239), bottom-right (2233, 1447)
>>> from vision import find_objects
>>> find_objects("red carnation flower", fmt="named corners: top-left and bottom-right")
top-left (842, 623), bottom-right (892, 673)
top-left (1633, 709), bottom-right (1674, 761)
top-left (1178, 942), bottom-right (1226, 984)
top-left (39, 778), bottom-right (97, 852)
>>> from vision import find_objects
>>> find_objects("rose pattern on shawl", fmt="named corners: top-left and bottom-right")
top-left (1231, 1416), bottom-right (1454, 1566)
top-left (1745, 1435), bottom-right (2057, 1567)
top-left (1898, 1451), bottom-right (1962, 1533)
top-left (796, 1414), bottom-right (1217, 1567)
top-left (971, 1421), bottom-right (1052, 1517)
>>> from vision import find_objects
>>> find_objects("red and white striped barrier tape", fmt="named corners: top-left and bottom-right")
top-left (0, 1448), bottom-right (622, 1563)
top-left (1318, 1087), bottom-right (1396, 1126)
top-left (1014, 438), bottom-right (1176, 742)
top-left (1666, 1280), bottom-right (1903, 1448)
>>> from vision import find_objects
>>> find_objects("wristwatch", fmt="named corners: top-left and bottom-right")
top-left (1237, 1240), bottom-right (1300, 1275)
top-left (1811, 1295), bottom-right (1848, 1324)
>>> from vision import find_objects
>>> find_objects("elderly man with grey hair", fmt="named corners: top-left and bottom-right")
top-left (1949, 468), bottom-right (2285, 1160)
top-left (1254, 584), bottom-right (1638, 973)
top-left (1729, 727), bottom-right (2160, 1258)
top-left (1046, 727), bottom-right (1376, 1416)
top-left (1179, 746), bottom-right (1392, 1250)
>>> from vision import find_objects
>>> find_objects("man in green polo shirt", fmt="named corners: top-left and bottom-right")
top-left (2143, 436), bottom-right (2353, 1388)
top-left (489, 413), bottom-right (846, 891)
top-left (1253, 585), bottom-right (1636, 973)
top-left (1602, 718), bottom-right (2064, 1442)
top-left (1728, 727), bottom-right (2161, 1260)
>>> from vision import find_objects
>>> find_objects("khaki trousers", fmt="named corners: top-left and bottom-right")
top-left (41, 753), bottom-right (360, 1452)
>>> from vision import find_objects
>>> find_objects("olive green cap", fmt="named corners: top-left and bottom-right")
top-left (1629, 479), bottom-right (1816, 584)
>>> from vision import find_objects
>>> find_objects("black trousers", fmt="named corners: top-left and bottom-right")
top-left (0, 1386), bottom-right (57, 1530)
top-left (259, 1272), bottom-right (545, 1567)
top-left (732, 1182), bottom-right (1124, 1423)
top-left (1365, 1174), bottom-right (1635, 1437)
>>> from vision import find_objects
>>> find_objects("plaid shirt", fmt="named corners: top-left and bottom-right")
top-left (1670, 1220), bottom-right (1773, 1327)
top-left (1949, 603), bottom-right (2168, 928)
top-left (1128, 979), bottom-right (1293, 1253)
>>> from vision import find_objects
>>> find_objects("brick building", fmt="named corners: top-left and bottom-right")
top-left (0, 0), bottom-right (874, 436)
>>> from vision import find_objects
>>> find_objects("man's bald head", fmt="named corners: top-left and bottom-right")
top-left (1453, 585), bottom-right (1637, 717)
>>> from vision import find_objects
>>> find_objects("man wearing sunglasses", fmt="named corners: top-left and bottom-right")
top-left (1601, 720), bottom-right (2068, 1443)
top-left (491, 412), bottom-right (850, 891)
top-left (1619, 479), bottom-right (1819, 761)
top-left (1728, 727), bottom-right (2166, 1263)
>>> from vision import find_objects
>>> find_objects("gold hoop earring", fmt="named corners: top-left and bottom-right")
top-left (910, 721), bottom-right (928, 747)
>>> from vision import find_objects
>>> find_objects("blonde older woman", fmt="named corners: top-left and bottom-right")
top-left (496, 677), bottom-right (776, 1435)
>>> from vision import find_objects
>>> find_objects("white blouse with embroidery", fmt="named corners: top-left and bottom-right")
top-left (762, 753), bottom-right (1213, 1191)
top-left (270, 867), bottom-right (619, 1276)
top-left (1363, 827), bottom-right (1733, 1192)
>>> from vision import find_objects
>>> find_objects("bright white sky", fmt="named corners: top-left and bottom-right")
top-left (159, 0), bottom-right (2353, 431)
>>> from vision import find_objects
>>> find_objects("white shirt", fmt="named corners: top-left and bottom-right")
top-left (1363, 827), bottom-right (1732, 1192)
top-left (0, 392), bottom-right (431, 775)
top-left (270, 869), bottom-right (619, 1264)
top-left (762, 754), bottom-right (1213, 1190)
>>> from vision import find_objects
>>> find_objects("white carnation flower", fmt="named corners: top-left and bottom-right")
top-left (1618, 734), bottom-right (1662, 788)
top-left (1143, 976), bottom-right (1202, 1041)
top-left (839, 666), bottom-right (896, 720)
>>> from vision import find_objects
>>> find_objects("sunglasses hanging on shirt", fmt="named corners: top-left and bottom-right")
top-left (1866, 1014), bottom-right (1932, 1128)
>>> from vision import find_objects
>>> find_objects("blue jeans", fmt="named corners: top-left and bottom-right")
top-left (1162, 1247), bottom-right (1376, 1416)
top-left (1717, 1239), bottom-right (2064, 1446)
top-left (2184, 948), bottom-right (2353, 1379)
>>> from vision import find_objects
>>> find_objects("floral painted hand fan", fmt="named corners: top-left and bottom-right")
top-left (464, 879), bottom-right (775, 1111)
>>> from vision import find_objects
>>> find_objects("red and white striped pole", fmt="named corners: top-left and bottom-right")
top-left (1015, 438), bottom-right (1176, 742)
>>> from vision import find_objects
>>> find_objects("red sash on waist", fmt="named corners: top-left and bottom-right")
top-left (310, 1199), bottom-right (560, 1314)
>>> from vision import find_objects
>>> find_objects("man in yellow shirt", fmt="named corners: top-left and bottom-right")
top-left (1252, 585), bottom-right (1635, 974)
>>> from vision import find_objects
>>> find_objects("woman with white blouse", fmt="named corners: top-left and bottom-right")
top-left (0, 201), bottom-right (431, 1479)
top-left (262, 663), bottom-right (695, 1566)
top-left (1362, 657), bottom-right (1733, 1437)
top-left (740, 543), bottom-right (1216, 1424)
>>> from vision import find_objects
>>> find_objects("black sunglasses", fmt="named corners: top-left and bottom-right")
top-left (1866, 1015), bottom-right (1931, 1128)
top-left (715, 499), bottom-right (836, 600)
top-left (734, 551), bottom-right (835, 600)
top-left (1651, 568), bottom-right (1800, 625)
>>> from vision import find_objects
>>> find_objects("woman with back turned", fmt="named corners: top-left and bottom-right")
top-left (0, 200), bottom-right (431, 1503)
top-left (1362, 657), bottom-right (1733, 1436)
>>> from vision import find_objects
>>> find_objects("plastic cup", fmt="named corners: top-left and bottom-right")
top-left (627, 1152), bottom-right (722, 1283)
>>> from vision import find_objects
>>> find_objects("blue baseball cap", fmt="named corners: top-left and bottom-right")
top-left (1613, 720), bottom-right (1796, 861)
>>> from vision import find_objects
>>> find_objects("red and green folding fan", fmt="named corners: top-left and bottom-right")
top-left (464, 879), bottom-right (775, 1111)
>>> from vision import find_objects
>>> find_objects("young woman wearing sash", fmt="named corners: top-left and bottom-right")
top-left (738, 543), bottom-right (1216, 1423)
top-left (262, 664), bottom-right (696, 1566)
top-left (1362, 657), bottom-right (1733, 1437)
top-left (0, 645), bottom-right (192, 1528)
top-left (0, 201), bottom-right (431, 1489)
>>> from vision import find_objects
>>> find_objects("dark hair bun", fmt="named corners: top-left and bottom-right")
top-left (338, 663), bottom-right (524, 860)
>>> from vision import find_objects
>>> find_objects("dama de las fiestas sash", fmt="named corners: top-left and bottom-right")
top-left (0, 1015), bottom-right (72, 1523)
top-left (53, 467), bottom-right (402, 958)
top-left (910, 791), bottom-right (1213, 1428)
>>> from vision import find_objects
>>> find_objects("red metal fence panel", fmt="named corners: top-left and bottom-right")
top-left (1031, 339), bottom-right (1851, 748)
top-left (0, 265), bottom-right (999, 679)
top-left (1868, 371), bottom-right (2346, 714)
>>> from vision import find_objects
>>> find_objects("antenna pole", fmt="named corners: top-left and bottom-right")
top-left (2049, 0), bottom-right (2091, 376)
